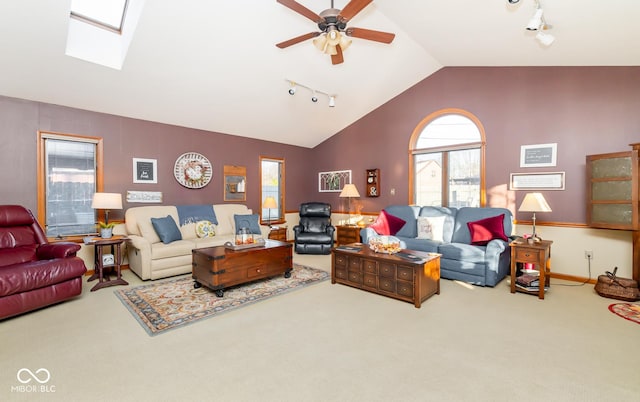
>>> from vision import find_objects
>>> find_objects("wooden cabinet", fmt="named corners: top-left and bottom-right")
top-left (366, 168), bottom-right (380, 197)
top-left (336, 225), bottom-right (361, 246)
top-left (331, 246), bottom-right (440, 308)
top-left (192, 240), bottom-right (292, 297)
top-left (587, 143), bottom-right (640, 281)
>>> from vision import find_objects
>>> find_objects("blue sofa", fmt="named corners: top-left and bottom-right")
top-left (360, 205), bottom-right (513, 287)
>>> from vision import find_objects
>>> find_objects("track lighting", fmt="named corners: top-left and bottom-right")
top-left (285, 79), bottom-right (336, 108)
top-left (526, 8), bottom-right (544, 31)
top-left (513, 0), bottom-right (555, 46)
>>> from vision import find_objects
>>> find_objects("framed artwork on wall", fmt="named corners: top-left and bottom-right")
top-left (318, 170), bottom-right (352, 192)
top-left (224, 165), bottom-right (246, 202)
top-left (520, 143), bottom-right (557, 168)
top-left (133, 158), bottom-right (157, 184)
top-left (510, 171), bottom-right (565, 190)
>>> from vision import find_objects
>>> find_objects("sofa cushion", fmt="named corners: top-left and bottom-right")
top-left (451, 207), bottom-right (512, 244)
top-left (416, 216), bottom-right (446, 241)
top-left (467, 214), bottom-right (508, 245)
top-left (195, 220), bottom-right (216, 238)
top-left (438, 243), bottom-right (487, 264)
top-left (151, 216), bottom-right (182, 244)
top-left (234, 214), bottom-right (261, 234)
top-left (370, 210), bottom-right (406, 236)
top-left (381, 205), bottom-right (419, 237)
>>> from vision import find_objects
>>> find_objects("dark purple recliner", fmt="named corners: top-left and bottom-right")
top-left (0, 205), bottom-right (87, 320)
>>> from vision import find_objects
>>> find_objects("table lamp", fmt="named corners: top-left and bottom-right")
top-left (91, 192), bottom-right (123, 226)
top-left (263, 196), bottom-right (278, 227)
top-left (339, 184), bottom-right (360, 226)
top-left (518, 192), bottom-right (551, 241)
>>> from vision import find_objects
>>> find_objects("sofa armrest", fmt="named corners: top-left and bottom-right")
top-left (37, 242), bottom-right (81, 259)
top-left (359, 227), bottom-right (378, 244)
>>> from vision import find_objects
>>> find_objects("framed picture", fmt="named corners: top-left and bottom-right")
top-left (133, 158), bottom-right (157, 184)
top-left (224, 165), bottom-right (246, 202)
top-left (510, 172), bottom-right (565, 190)
top-left (520, 143), bottom-right (557, 168)
top-left (126, 191), bottom-right (163, 203)
top-left (318, 170), bottom-right (352, 192)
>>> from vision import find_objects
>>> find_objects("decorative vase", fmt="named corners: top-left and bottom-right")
top-left (100, 228), bottom-right (113, 238)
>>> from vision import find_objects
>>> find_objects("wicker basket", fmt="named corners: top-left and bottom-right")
top-left (594, 267), bottom-right (640, 302)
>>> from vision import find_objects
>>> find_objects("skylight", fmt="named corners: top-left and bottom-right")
top-left (70, 0), bottom-right (128, 33)
top-left (66, 0), bottom-right (145, 70)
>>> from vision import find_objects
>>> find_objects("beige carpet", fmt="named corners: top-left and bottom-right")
top-left (1, 253), bottom-right (638, 402)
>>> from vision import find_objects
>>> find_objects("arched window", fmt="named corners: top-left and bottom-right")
top-left (409, 109), bottom-right (486, 207)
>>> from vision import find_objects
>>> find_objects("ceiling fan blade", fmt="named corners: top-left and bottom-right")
top-left (346, 27), bottom-right (395, 44)
top-left (277, 0), bottom-right (323, 23)
top-left (276, 32), bottom-right (320, 49)
top-left (331, 45), bottom-right (344, 65)
top-left (339, 0), bottom-right (373, 22)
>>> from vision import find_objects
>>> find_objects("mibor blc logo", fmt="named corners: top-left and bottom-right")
top-left (11, 368), bottom-right (56, 393)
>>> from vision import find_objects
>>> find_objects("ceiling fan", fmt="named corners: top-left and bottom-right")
top-left (276, 0), bottom-right (395, 65)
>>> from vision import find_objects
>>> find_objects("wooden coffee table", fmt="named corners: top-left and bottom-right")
top-left (192, 239), bottom-right (293, 297)
top-left (332, 244), bottom-right (440, 308)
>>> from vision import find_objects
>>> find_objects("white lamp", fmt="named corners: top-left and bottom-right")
top-left (91, 192), bottom-right (123, 226)
top-left (339, 184), bottom-right (360, 226)
top-left (263, 196), bottom-right (278, 227)
top-left (518, 192), bottom-right (552, 241)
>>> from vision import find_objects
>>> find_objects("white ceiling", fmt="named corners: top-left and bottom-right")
top-left (1, 1), bottom-right (639, 148)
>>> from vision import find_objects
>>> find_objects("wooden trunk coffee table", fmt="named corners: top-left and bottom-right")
top-left (332, 244), bottom-right (440, 308)
top-left (192, 239), bottom-right (293, 297)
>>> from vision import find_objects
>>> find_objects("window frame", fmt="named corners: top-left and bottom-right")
top-left (37, 131), bottom-right (104, 241)
top-left (408, 108), bottom-right (486, 207)
top-left (259, 156), bottom-right (285, 226)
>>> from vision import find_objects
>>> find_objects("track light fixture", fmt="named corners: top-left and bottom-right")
top-left (284, 79), bottom-right (336, 108)
top-left (511, 0), bottom-right (555, 46)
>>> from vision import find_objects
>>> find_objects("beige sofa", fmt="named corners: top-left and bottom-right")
top-left (124, 204), bottom-right (270, 280)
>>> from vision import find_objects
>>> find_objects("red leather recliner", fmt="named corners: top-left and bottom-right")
top-left (0, 205), bottom-right (87, 320)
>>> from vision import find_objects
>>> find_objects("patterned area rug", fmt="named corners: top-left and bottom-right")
top-left (608, 303), bottom-right (640, 325)
top-left (115, 264), bottom-right (329, 336)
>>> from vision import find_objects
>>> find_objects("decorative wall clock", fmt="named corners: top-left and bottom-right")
top-left (173, 152), bottom-right (213, 189)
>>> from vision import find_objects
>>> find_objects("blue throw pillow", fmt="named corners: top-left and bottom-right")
top-left (151, 215), bottom-right (182, 244)
top-left (234, 214), bottom-right (261, 235)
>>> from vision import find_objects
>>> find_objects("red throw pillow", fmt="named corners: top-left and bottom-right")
top-left (467, 214), bottom-right (508, 245)
top-left (370, 210), bottom-right (406, 236)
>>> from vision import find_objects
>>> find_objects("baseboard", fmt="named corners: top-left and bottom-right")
top-left (550, 272), bottom-right (597, 284)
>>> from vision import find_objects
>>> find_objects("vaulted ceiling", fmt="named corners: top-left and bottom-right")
top-left (1, 1), bottom-right (638, 148)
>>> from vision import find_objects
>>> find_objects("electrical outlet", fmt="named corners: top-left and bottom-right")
top-left (584, 250), bottom-right (593, 260)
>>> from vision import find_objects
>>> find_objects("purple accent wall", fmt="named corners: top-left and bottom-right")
top-left (312, 66), bottom-right (640, 224)
top-left (0, 97), bottom-right (315, 222)
top-left (1, 66), bottom-right (639, 225)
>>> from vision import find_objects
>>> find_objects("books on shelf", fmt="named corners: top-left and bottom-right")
top-left (515, 274), bottom-right (548, 292)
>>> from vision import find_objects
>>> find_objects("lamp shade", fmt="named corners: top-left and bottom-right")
top-left (518, 193), bottom-right (551, 212)
top-left (339, 184), bottom-right (360, 198)
top-left (263, 196), bottom-right (278, 209)
top-left (91, 192), bottom-right (123, 210)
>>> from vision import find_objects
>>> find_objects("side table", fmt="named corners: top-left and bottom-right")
top-left (87, 236), bottom-right (128, 291)
top-left (268, 226), bottom-right (287, 242)
top-left (336, 225), bottom-right (361, 246)
top-left (510, 239), bottom-right (553, 300)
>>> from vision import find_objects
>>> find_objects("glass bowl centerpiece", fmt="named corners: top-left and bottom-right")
top-left (368, 235), bottom-right (402, 254)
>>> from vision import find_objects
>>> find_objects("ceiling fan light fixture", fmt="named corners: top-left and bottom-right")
top-left (313, 34), bottom-right (327, 52)
top-left (339, 35), bottom-right (352, 52)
